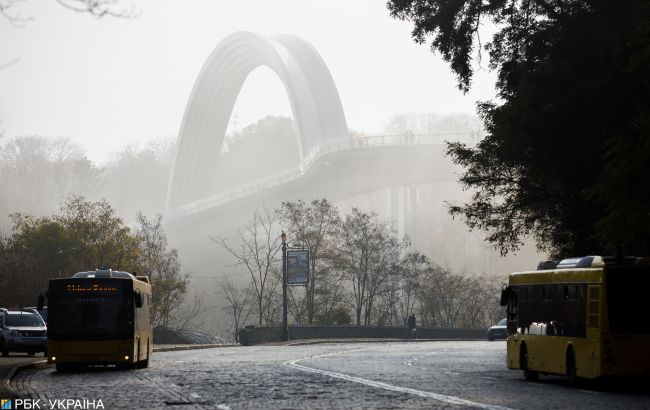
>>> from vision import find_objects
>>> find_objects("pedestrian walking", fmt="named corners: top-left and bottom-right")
top-left (407, 313), bottom-right (417, 339)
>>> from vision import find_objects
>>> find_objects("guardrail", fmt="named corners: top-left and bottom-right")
top-left (238, 325), bottom-right (487, 346)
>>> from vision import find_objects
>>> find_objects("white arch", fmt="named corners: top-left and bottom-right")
top-left (167, 31), bottom-right (349, 209)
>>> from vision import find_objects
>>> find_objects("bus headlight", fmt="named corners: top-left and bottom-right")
top-left (124, 355), bottom-right (129, 361)
top-left (51, 356), bottom-right (56, 361)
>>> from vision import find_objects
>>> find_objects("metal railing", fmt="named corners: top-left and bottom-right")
top-left (168, 132), bottom-right (478, 220)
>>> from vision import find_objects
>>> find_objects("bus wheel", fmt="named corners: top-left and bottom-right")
top-left (566, 348), bottom-right (578, 387)
top-left (520, 344), bottom-right (539, 381)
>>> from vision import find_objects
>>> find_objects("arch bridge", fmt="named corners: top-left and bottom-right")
top-left (165, 32), bottom-right (469, 267)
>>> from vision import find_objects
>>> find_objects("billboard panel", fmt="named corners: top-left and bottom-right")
top-left (287, 250), bottom-right (309, 285)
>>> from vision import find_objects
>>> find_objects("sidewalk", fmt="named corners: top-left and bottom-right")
top-left (0, 354), bottom-right (47, 399)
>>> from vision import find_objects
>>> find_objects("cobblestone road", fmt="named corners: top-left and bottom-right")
top-left (12, 341), bottom-right (650, 409)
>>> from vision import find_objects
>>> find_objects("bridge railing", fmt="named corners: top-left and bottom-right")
top-left (301, 132), bottom-right (477, 172)
top-left (168, 132), bottom-right (477, 220)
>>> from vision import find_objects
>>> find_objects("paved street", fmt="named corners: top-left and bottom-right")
top-left (11, 341), bottom-right (650, 409)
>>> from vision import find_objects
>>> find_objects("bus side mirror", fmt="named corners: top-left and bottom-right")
top-left (37, 293), bottom-right (47, 310)
top-left (134, 293), bottom-right (143, 308)
top-left (500, 285), bottom-right (510, 306)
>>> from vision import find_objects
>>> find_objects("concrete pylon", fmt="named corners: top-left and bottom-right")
top-left (387, 186), bottom-right (418, 244)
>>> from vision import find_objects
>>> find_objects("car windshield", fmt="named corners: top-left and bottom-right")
top-left (497, 318), bottom-right (507, 326)
top-left (4, 313), bottom-right (44, 327)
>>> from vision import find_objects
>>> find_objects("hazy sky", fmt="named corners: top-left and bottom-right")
top-left (0, 0), bottom-right (497, 163)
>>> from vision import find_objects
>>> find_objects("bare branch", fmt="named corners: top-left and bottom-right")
top-left (55, 0), bottom-right (138, 18)
top-left (0, 0), bottom-right (32, 27)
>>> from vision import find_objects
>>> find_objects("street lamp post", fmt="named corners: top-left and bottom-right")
top-left (281, 231), bottom-right (288, 342)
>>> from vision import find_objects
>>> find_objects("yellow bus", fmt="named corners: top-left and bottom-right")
top-left (39, 269), bottom-right (152, 371)
top-left (500, 256), bottom-right (650, 385)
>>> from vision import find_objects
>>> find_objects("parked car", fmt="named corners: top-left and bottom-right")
top-left (23, 306), bottom-right (48, 324)
top-left (487, 318), bottom-right (507, 341)
top-left (0, 308), bottom-right (47, 356)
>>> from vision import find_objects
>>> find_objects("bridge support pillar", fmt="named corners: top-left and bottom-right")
top-left (407, 186), bottom-right (418, 246)
top-left (388, 186), bottom-right (419, 245)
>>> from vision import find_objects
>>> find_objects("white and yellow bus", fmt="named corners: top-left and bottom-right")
top-left (501, 256), bottom-right (650, 385)
top-left (39, 269), bottom-right (152, 371)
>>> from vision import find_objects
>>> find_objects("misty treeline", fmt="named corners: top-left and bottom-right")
top-left (215, 199), bottom-right (504, 342)
top-left (0, 195), bottom-right (199, 330)
top-left (0, 135), bottom-right (174, 232)
top-left (0, 113), bottom-right (481, 233)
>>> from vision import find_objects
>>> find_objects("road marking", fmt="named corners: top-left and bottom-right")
top-left (402, 356), bottom-right (420, 366)
top-left (286, 348), bottom-right (515, 410)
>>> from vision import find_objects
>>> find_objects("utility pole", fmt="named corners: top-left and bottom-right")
top-left (281, 231), bottom-right (288, 342)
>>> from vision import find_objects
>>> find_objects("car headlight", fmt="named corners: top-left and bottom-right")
top-left (10, 330), bottom-right (21, 337)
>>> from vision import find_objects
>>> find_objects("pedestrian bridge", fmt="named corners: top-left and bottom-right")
top-left (162, 31), bottom-right (474, 261)
top-left (164, 133), bottom-right (470, 252)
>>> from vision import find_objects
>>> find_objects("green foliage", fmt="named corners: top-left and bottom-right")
top-left (389, 0), bottom-right (650, 257)
top-left (0, 197), bottom-right (189, 326)
top-left (135, 213), bottom-right (190, 327)
top-left (56, 196), bottom-right (140, 271)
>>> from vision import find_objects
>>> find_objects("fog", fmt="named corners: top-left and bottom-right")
top-left (0, 3), bottom-right (543, 335)
top-left (0, 111), bottom-right (543, 277)
top-left (0, 109), bottom-right (544, 335)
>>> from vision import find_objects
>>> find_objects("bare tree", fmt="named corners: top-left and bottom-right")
top-left (213, 208), bottom-right (282, 326)
top-left (0, 0), bottom-right (31, 26)
top-left (287, 285), bottom-right (308, 324)
top-left (172, 292), bottom-right (212, 332)
top-left (397, 252), bottom-right (431, 325)
top-left (55, 0), bottom-right (137, 18)
top-left (218, 278), bottom-right (254, 343)
top-left (416, 265), bottom-right (503, 329)
top-left (337, 209), bottom-right (403, 325)
top-left (261, 277), bottom-right (282, 325)
top-left (1, 0), bottom-right (135, 25)
top-left (280, 199), bottom-right (341, 324)
top-left (377, 251), bottom-right (432, 327)
top-left (311, 265), bottom-right (348, 324)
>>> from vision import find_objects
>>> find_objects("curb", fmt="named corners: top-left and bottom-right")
top-left (2, 344), bottom-right (237, 398)
top-left (284, 338), bottom-right (487, 346)
top-left (1, 359), bottom-right (48, 399)
top-left (153, 343), bottom-right (237, 352)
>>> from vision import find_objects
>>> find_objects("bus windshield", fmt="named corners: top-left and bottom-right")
top-left (48, 280), bottom-right (135, 340)
top-left (606, 266), bottom-right (650, 335)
